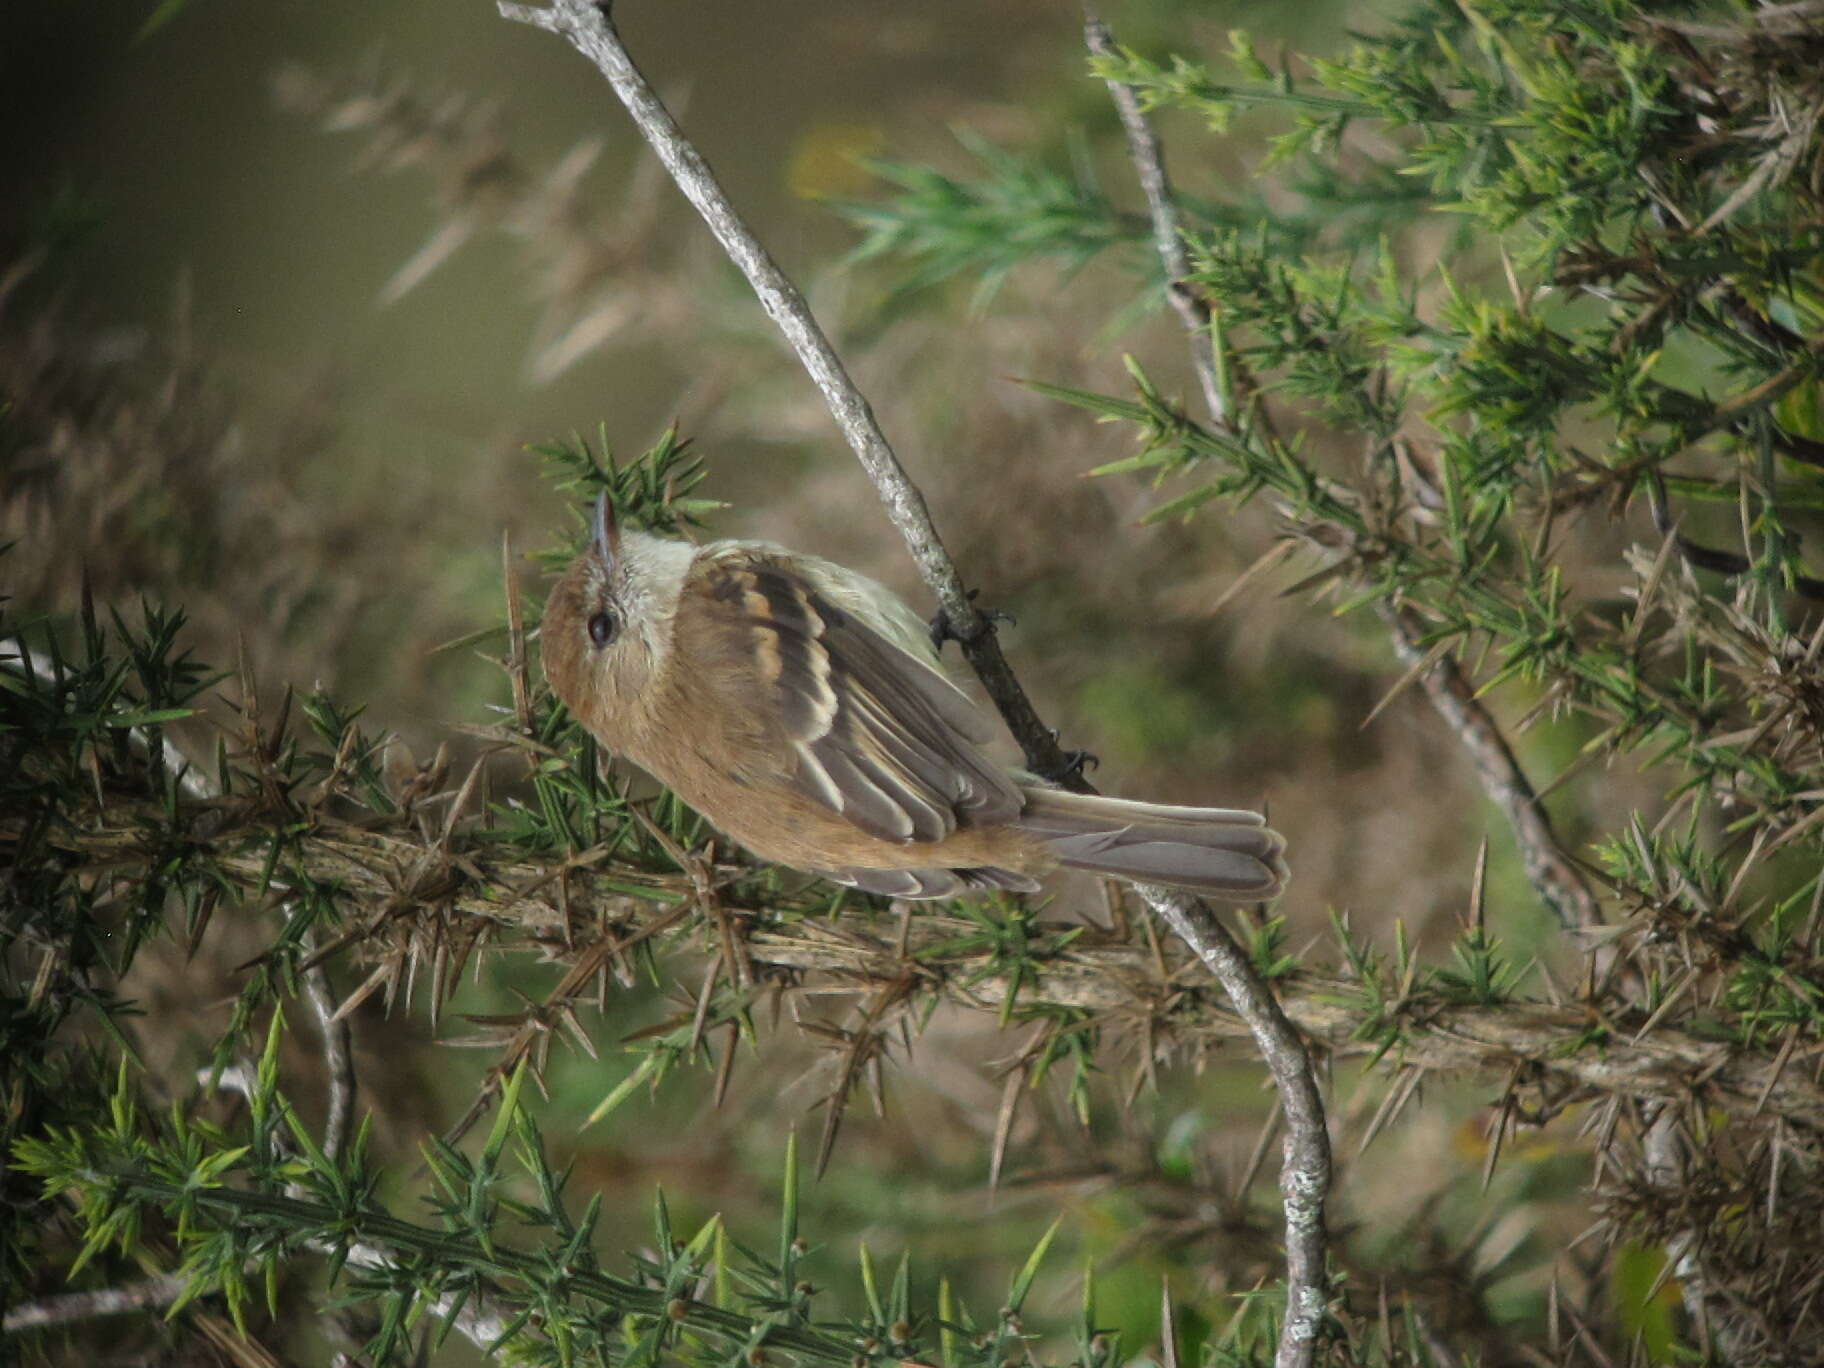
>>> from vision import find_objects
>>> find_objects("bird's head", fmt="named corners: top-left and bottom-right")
top-left (542, 493), bottom-right (696, 749)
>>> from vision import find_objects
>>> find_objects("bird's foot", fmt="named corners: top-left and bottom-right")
top-left (928, 589), bottom-right (1017, 652)
top-left (1048, 734), bottom-right (1099, 786)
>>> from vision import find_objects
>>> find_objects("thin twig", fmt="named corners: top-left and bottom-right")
top-left (1082, 11), bottom-right (1225, 426)
top-left (500, 5), bottom-right (1333, 1360)
top-left (297, 924), bottom-right (356, 1163)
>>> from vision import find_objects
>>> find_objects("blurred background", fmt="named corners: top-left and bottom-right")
top-left (3, 0), bottom-right (1602, 1359)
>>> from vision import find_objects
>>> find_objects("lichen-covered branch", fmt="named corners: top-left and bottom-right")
top-left (1136, 887), bottom-right (1331, 1361)
top-left (1077, 20), bottom-right (1343, 1355)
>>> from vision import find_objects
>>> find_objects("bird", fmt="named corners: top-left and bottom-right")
top-left (540, 494), bottom-right (1287, 901)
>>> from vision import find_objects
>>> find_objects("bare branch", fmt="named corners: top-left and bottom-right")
top-left (497, 2), bottom-right (564, 32)
top-left (297, 925), bottom-right (356, 1163)
top-left (1081, 16), bottom-right (1333, 1358)
top-left (1082, 11), bottom-right (1226, 426)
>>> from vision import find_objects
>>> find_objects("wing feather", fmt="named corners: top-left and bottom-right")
top-left (684, 556), bottom-right (1021, 843)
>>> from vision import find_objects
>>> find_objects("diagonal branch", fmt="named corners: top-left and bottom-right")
top-left (497, 0), bottom-right (1072, 784)
top-left (1378, 603), bottom-right (1600, 931)
top-left (498, 3), bottom-right (1332, 1362)
top-left (1081, 24), bottom-right (1335, 1355)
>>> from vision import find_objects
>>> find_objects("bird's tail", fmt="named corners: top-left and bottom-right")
top-left (1014, 788), bottom-right (1288, 900)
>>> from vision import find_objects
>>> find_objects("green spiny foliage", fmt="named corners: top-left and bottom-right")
top-left (535, 425), bottom-right (727, 560)
top-left (839, 130), bottom-right (1149, 310)
top-left (8, 451), bottom-right (1824, 1362)
top-left (1, 586), bottom-right (212, 1294)
top-left (2, 437), bottom-right (1128, 1364)
top-left (9, 1055), bottom-right (1081, 1368)
top-left (998, 1), bottom-right (1824, 956)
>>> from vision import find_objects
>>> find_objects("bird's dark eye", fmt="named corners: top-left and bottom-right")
top-left (587, 610), bottom-right (619, 648)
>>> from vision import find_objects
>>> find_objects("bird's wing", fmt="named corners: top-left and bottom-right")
top-left (681, 555), bottom-right (1023, 843)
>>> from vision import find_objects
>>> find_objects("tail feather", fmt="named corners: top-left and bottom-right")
top-left (1016, 788), bottom-right (1287, 900)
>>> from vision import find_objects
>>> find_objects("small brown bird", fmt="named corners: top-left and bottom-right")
top-left (541, 495), bottom-right (1288, 901)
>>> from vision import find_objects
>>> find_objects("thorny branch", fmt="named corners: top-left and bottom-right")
top-left (741, 910), bottom-right (1824, 1132)
top-left (1083, 12), bottom-right (1600, 936)
top-left (1081, 25), bottom-right (1817, 1354)
top-left (499, 3), bottom-right (1337, 1361)
top-left (0, 691), bottom-right (380, 1345)
top-left (23, 807), bottom-right (1824, 1130)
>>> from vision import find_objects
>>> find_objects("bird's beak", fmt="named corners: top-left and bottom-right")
top-left (592, 491), bottom-right (621, 569)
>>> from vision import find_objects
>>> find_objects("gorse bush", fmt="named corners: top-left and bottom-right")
top-left (7, 0), bottom-right (1824, 1364)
